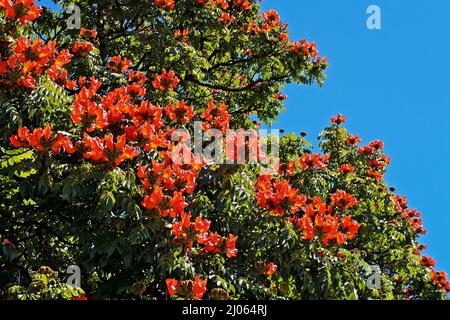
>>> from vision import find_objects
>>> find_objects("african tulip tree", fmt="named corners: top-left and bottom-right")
top-left (0, 0), bottom-right (448, 300)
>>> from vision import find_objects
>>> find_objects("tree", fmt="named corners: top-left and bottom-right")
top-left (0, 0), bottom-right (448, 300)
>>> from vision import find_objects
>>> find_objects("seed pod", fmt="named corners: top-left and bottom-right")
top-left (209, 288), bottom-right (229, 300)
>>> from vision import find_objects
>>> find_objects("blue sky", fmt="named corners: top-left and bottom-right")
top-left (38, 0), bottom-right (449, 275)
top-left (262, 0), bottom-right (450, 273)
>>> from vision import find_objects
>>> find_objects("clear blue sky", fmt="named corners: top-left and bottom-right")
top-left (262, 0), bottom-right (450, 274)
top-left (38, 0), bottom-right (449, 274)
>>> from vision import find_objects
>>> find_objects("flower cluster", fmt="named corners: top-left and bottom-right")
top-left (431, 270), bottom-right (450, 292)
top-left (346, 134), bottom-right (361, 145)
top-left (160, 0), bottom-right (326, 73)
top-left (293, 196), bottom-right (360, 246)
top-left (198, 231), bottom-right (238, 258)
top-left (224, 129), bottom-right (266, 163)
top-left (10, 125), bottom-right (75, 154)
top-left (154, 0), bottom-right (175, 11)
top-left (4, 0), bottom-right (448, 300)
top-left (200, 101), bottom-right (232, 133)
top-left (165, 101), bottom-right (194, 124)
top-left (356, 140), bottom-right (390, 181)
top-left (196, 0), bottom-right (251, 11)
top-left (330, 190), bottom-right (358, 211)
top-left (255, 175), bottom-right (306, 216)
top-left (170, 211), bottom-right (238, 257)
top-left (79, 28), bottom-right (98, 39)
top-left (152, 69), bottom-right (180, 91)
top-left (291, 39), bottom-right (317, 57)
top-left (174, 29), bottom-right (189, 40)
top-left (260, 9), bottom-right (281, 33)
top-left (82, 133), bottom-right (139, 166)
top-left (299, 153), bottom-right (329, 170)
top-left (393, 195), bottom-right (426, 235)
top-left (265, 262), bottom-right (277, 276)
top-left (47, 67), bottom-right (76, 90)
top-left (338, 164), bottom-right (354, 174)
top-left (419, 255), bottom-right (435, 268)
top-left (172, 213), bottom-right (238, 258)
top-left (71, 41), bottom-right (93, 57)
top-left (107, 56), bottom-right (132, 73)
top-left (7, 24), bottom-right (237, 291)
top-left (255, 172), bottom-right (360, 246)
top-left (419, 255), bottom-right (450, 292)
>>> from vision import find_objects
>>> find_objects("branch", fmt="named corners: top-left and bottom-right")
top-left (184, 74), bottom-right (289, 93)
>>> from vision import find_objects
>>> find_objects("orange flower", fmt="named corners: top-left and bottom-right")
top-left (192, 276), bottom-right (207, 300)
top-left (338, 164), bottom-right (354, 174)
top-left (16, 74), bottom-right (36, 88)
top-left (331, 114), bottom-right (346, 125)
top-left (128, 70), bottom-right (147, 84)
top-left (165, 101), bottom-right (194, 124)
top-left (299, 153), bottom-right (329, 170)
top-left (201, 101), bottom-right (231, 133)
top-left (369, 140), bottom-right (384, 150)
top-left (0, 0), bottom-right (42, 24)
top-left (2, 238), bottom-right (16, 249)
top-left (419, 255), bottom-right (435, 268)
top-left (262, 9), bottom-right (281, 28)
top-left (10, 126), bottom-right (30, 148)
top-left (54, 49), bottom-right (73, 67)
top-left (72, 41), bottom-right (93, 57)
top-left (141, 186), bottom-right (164, 211)
top-left (198, 232), bottom-right (221, 254)
top-left (431, 270), bottom-right (450, 292)
top-left (292, 39), bottom-right (315, 56)
top-left (10, 125), bottom-right (53, 152)
top-left (266, 262), bottom-right (277, 276)
top-left (225, 234), bottom-right (238, 258)
top-left (165, 278), bottom-right (179, 296)
top-left (233, 0), bottom-right (251, 10)
top-left (220, 12), bottom-right (235, 25)
top-left (51, 134), bottom-right (76, 154)
top-left (80, 28), bottom-right (97, 38)
top-left (340, 216), bottom-right (360, 240)
top-left (154, 0), bottom-right (175, 11)
top-left (194, 216), bottom-right (211, 234)
top-left (13, 37), bottom-right (55, 74)
top-left (346, 134), bottom-right (361, 145)
top-left (107, 56), bottom-right (131, 73)
top-left (172, 212), bottom-right (191, 238)
top-left (168, 191), bottom-right (187, 218)
top-left (82, 133), bottom-right (138, 165)
top-left (367, 168), bottom-right (382, 180)
top-left (330, 190), bottom-right (358, 211)
top-left (174, 29), bottom-right (189, 39)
